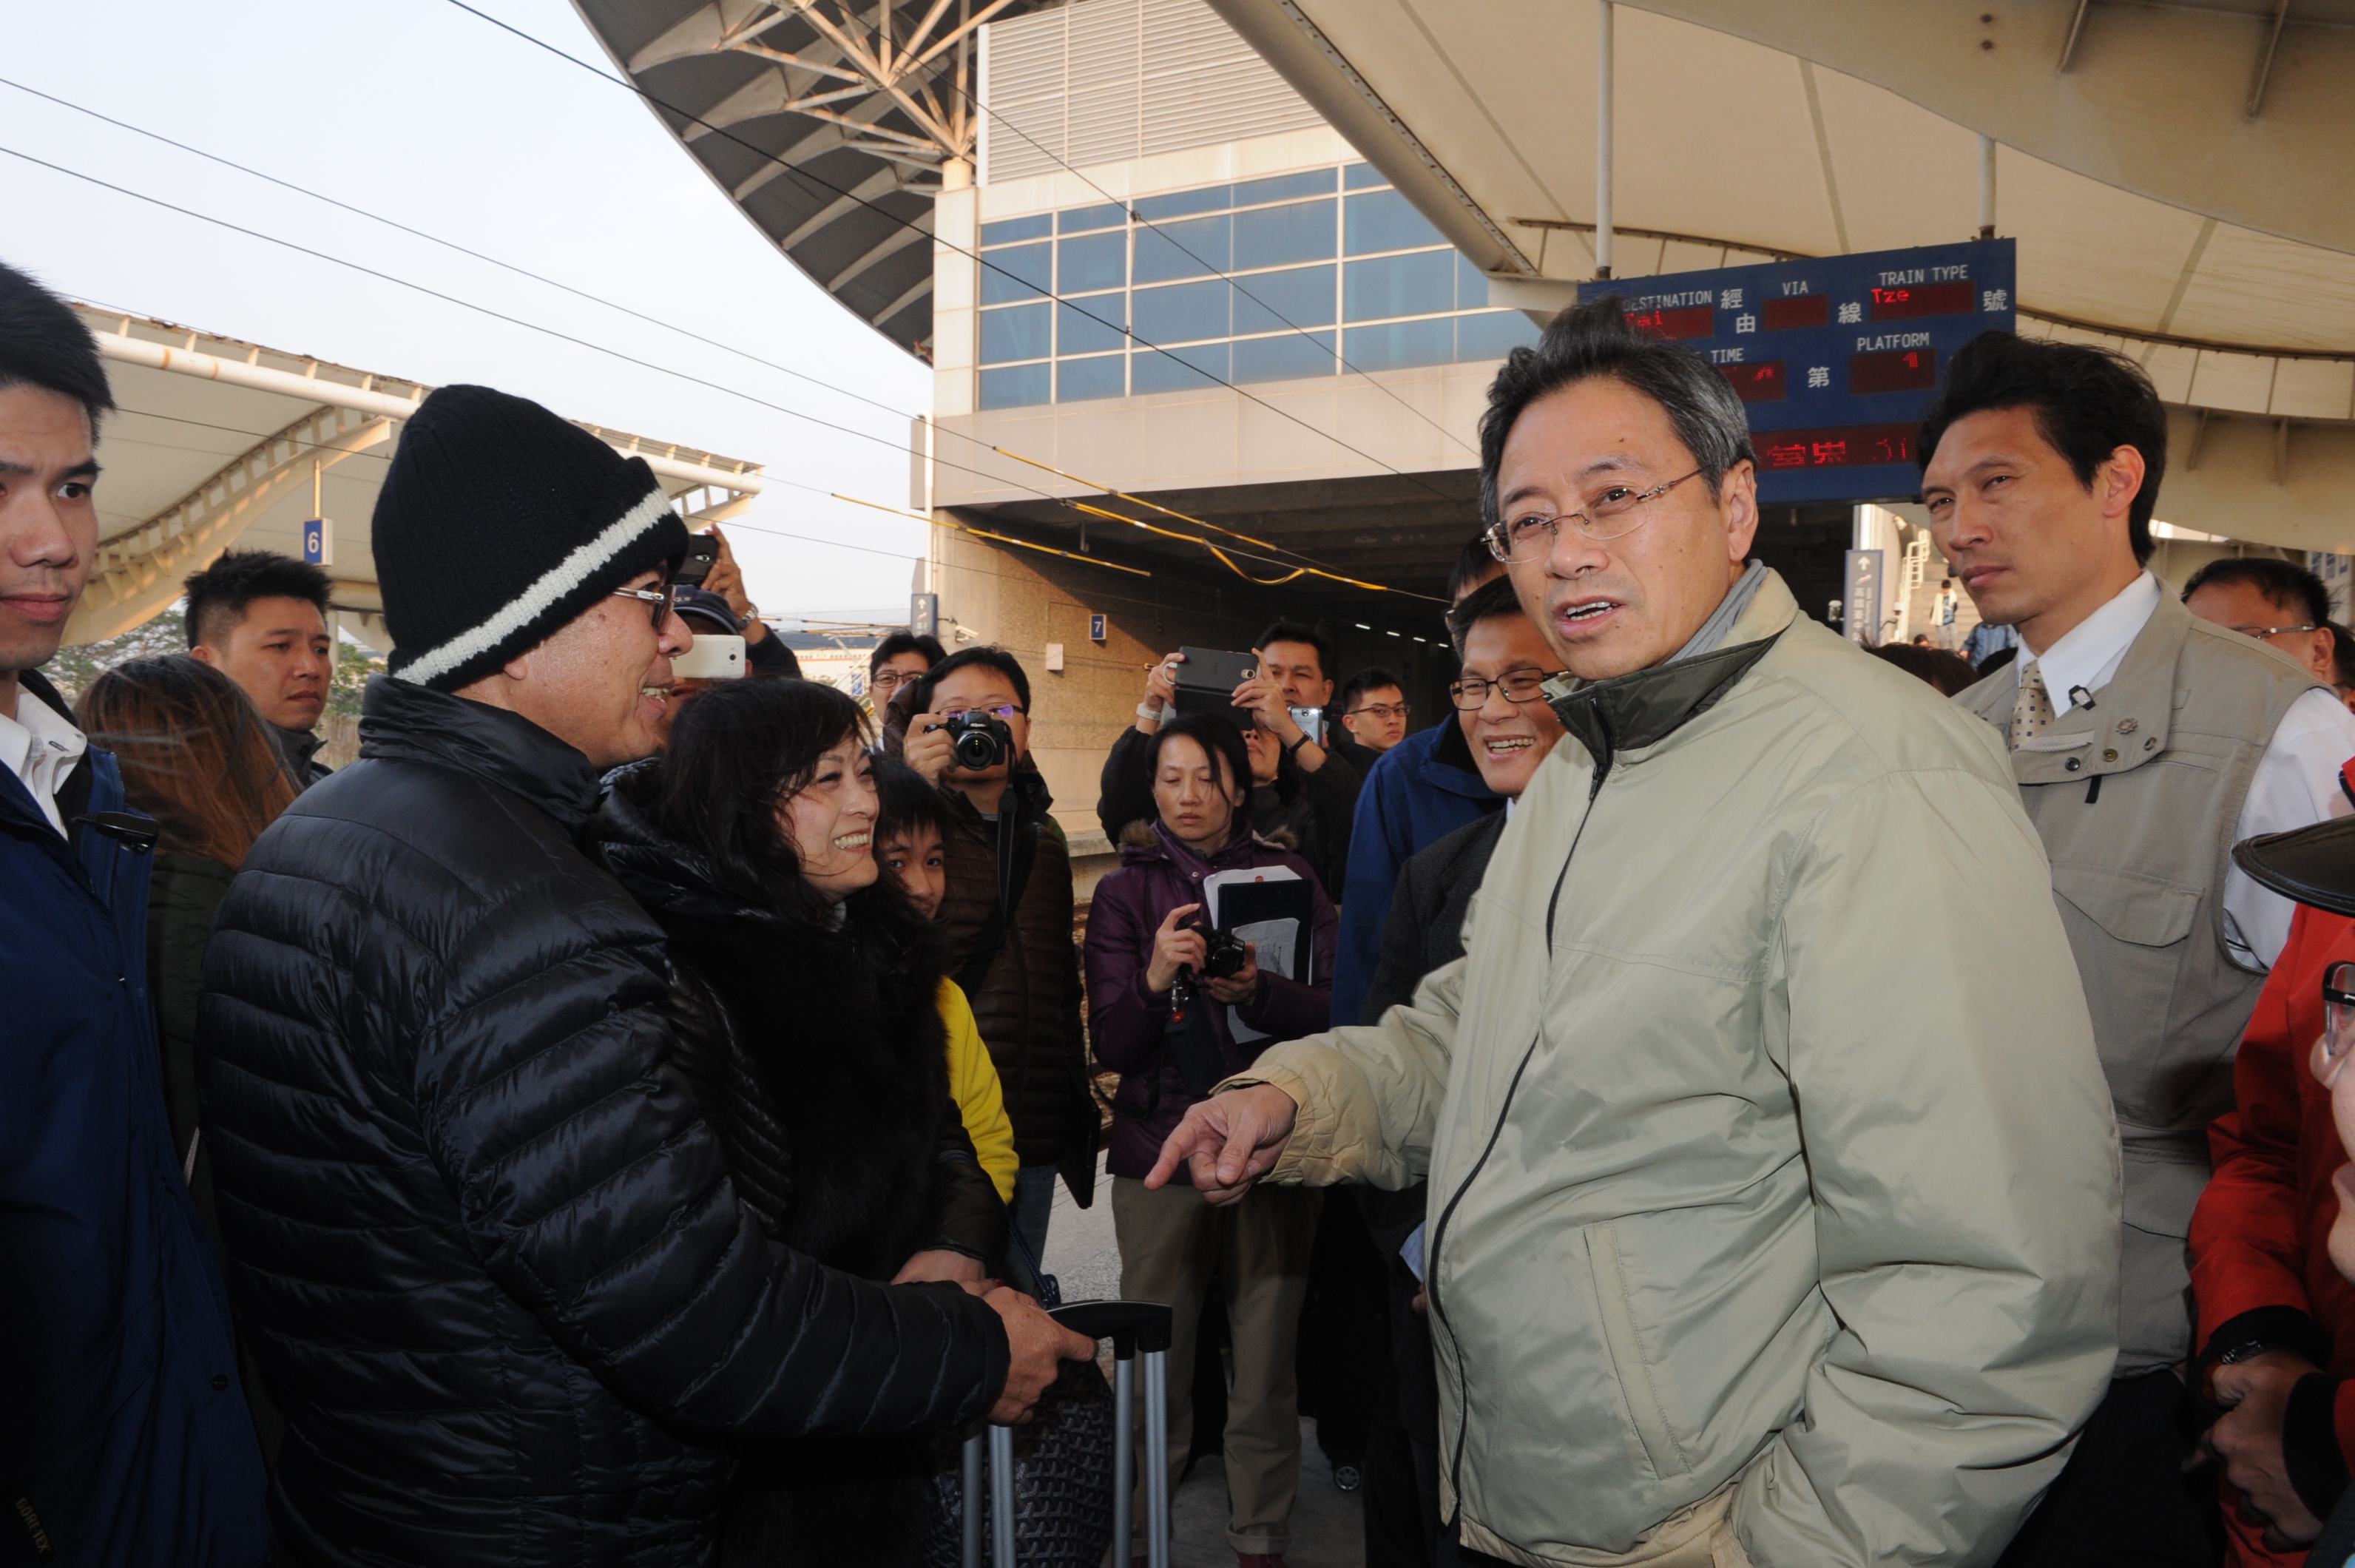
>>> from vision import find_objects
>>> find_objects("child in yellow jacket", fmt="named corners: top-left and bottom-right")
top-left (875, 758), bottom-right (1018, 1203)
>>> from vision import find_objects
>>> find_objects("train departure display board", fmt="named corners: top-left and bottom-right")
top-left (1577, 239), bottom-right (2016, 504)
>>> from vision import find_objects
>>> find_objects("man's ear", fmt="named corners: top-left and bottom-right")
top-left (1719, 461), bottom-right (1760, 563)
top-left (188, 643), bottom-right (220, 668)
top-left (2099, 444), bottom-right (2147, 524)
top-left (500, 652), bottom-right (531, 682)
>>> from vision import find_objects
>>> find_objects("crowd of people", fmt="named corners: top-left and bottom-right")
top-left (16, 225), bottom-right (2355, 1568)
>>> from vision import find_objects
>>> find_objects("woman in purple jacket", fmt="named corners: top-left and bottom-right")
top-left (1086, 714), bottom-right (1336, 1568)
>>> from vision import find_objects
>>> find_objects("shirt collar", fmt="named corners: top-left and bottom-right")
top-left (0, 685), bottom-right (89, 834)
top-left (2020, 571), bottom-right (2161, 709)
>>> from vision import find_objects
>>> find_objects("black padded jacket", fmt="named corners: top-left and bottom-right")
top-left (195, 676), bottom-right (1009, 1568)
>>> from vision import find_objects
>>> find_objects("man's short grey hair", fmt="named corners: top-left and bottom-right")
top-left (1477, 294), bottom-right (1756, 529)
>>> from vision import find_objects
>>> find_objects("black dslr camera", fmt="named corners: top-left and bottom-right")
top-left (1198, 926), bottom-right (1249, 979)
top-left (941, 709), bottom-right (1013, 771)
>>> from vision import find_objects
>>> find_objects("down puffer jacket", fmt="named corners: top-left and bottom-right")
top-left (196, 675), bottom-right (1009, 1567)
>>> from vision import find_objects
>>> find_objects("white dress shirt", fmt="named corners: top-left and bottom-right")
top-left (2013, 571), bottom-right (2355, 968)
top-left (0, 683), bottom-right (89, 837)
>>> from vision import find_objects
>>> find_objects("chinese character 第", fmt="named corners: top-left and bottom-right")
top-left (1805, 365), bottom-right (1830, 389)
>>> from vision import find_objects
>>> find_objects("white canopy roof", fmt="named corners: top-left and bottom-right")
top-left (1208, 0), bottom-right (2355, 549)
top-left (73, 305), bottom-right (764, 649)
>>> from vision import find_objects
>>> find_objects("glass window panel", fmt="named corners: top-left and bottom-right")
top-left (1134, 185), bottom-right (1232, 221)
top-left (1234, 199), bottom-right (1337, 271)
top-left (1231, 263), bottom-right (1336, 334)
top-left (1234, 169), bottom-right (1337, 206)
top-left (1132, 214), bottom-right (1230, 283)
top-left (1345, 189), bottom-right (1447, 254)
top-left (1132, 279), bottom-right (1229, 345)
top-left (1457, 252), bottom-right (1490, 310)
top-left (1343, 162), bottom-right (1389, 191)
top-left (979, 363), bottom-right (1050, 409)
top-left (1058, 231), bottom-right (1126, 294)
top-left (1456, 311), bottom-right (1544, 363)
top-left (1132, 342), bottom-right (1230, 395)
top-left (1343, 318), bottom-right (1454, 373)
top-left (1058, 201), bottom-right (1126, 234)
top-left (980, 242), bottom-right (1052, 304)
top-left (1345, 251), bottom-right (1456, 322)
top-left (981, 214), bottom-right (1052, 245)
top-left (979, 302), bottom-right (1050, 364)
top-left (1057, 292), bottom-right (1128, 357)
top-left (1057, 354), bottom-right (1126, 402)
top-left (1234, 331), bottom-right (1335, 385)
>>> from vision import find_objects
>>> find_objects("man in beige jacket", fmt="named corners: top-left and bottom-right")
top-left (1148, 297), bottom-right (2123, 1568)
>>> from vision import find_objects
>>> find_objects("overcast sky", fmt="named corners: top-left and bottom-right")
top-left (1, 0), bottom-right (935, 621)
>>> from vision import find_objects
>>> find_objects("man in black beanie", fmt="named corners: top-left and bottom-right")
top-left (196, 384), bottom-right (1089, 1567)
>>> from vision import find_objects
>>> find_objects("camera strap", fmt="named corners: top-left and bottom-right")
top-left (952, 805), bottom-right (1040, 998)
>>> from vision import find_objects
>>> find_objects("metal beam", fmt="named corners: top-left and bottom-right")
top-left (2058, 0), bottom-right (2095, 70)
top-left (828, 215), bottom-right (932, 290)
top-left (2248, 0), bottom-right (2291, 117)
top-left (869, 274), bottom-right (933, 327)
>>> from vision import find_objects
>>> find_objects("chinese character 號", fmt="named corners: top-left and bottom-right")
top-left (1837, 301), bottom-right (1862, 325)
top-left (1734, 314), bottom-right (1757, 334)
top-left (1720, 288), bottom-right (1744, 309)
top-left (1981, 288), bottom-right (2010, 313)
top-left (1806, 365), bottom-right (1830, 389)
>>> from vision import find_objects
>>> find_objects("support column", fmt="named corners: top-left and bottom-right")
top-left (1979, 135), bottom-right (1997, 240)
top-left (1596, 0), bottom-right (1615, 280)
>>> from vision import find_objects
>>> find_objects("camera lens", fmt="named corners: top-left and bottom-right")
top-left (954, 729), bottom-right (1001, 770)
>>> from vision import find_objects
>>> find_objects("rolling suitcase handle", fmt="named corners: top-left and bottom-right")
top-left (961, 1299), bottom-right (1176, 1568)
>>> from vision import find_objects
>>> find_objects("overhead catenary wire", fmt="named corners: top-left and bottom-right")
top-left (436, 0), bottom-right (1473, 513)
top-left (1, 96), bottom-right (1425, 604)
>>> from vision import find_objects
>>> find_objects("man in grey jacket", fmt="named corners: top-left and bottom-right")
top-left (1149, 298), bottom-right (2123, 1568)
top-left (1923, 333), bottom-right (2355, 1564)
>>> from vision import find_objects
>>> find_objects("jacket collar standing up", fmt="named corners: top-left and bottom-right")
top-left (1120, 816), bottom-right (1269, 876)
top-left (1542, 567), bottom-right (1793, 780)
top-left (355, 673), bottom-right (604, 831)
top-left (271, 721), bottom-right (328, 787)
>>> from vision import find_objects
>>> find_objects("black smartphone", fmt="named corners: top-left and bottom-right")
top-left (675, 533), bottom-right (720, 589)
top-left (1170, 646), bottom-right (1262, 728)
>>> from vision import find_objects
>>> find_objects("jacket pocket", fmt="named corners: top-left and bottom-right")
top-left (2051, 863), bottom-right (2198, 948)
top-left (1585, 1220), bottom-right (1690, 1483)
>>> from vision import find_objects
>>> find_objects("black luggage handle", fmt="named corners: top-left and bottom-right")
top-left (1047, 1298), bottom-right (1173, 1357)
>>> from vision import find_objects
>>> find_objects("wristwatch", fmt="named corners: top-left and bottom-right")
top-left (2215, 1340), bottom-right (2280, 1366)
top-left (1284, 730), bottom-right (1312, 755)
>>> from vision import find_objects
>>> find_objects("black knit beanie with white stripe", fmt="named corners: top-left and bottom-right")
top-left (374, 384), bottom-right (688, 692)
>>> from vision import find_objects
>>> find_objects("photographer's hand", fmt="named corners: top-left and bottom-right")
top-left (905, 714), bottom-right (953, 784)
top-left (1144, 904), bottom-right (1208, 995)
top-left (1139, 652), bottom-right (1184, 734)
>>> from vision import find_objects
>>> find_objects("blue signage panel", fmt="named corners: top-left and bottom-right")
top-left (301, 517), bottom-right (331, 567)
top-left (1578, 239), bottom-right (2015, 504)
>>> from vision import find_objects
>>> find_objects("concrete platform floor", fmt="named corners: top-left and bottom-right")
top-left (1039, 1156), bottom-right (1365, 1568)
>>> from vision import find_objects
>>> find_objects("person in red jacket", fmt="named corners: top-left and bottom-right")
top-left (2191, 757), bottom-right (2355, 1563)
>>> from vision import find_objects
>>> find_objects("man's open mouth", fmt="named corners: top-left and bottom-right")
top-left (1560, 599), bottom-right (1618, 624)
top-left (1483, 735), bottom-right (1534, 756)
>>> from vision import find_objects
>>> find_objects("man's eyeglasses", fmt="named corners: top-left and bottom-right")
top-left (1348, 702), bottom-right (1410, 722)
top-left (2325, 962), bottom-right (2355, 1064)
top-left (2231, 623), bottom-right (2322, 642)
top-left (946, 703), bottom-right (1025, 723)
top-left (609, 581), bottom-right (676, 628)
top-left (871, 668), bottom-right (922, 692)
top-left (1485, 469), bottom-right (1703, 563)
top-left (1447, 670), bottom-right (1566, 710)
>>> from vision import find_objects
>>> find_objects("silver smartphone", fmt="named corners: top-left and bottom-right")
top-left (672, 633), bottom-right (746, 680)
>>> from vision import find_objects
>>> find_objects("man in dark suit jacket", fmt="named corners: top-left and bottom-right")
top-left (1359, 575), bottom-right (1570, 1568)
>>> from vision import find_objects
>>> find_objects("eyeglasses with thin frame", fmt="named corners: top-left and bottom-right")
top-left (2231, 623), bottom-right (2323, 642)
top-left (609, 580), bottom-right (676, 628)
top-left (1447, 669), bottom-right (1567, 710)
top-left (1485, 468), bottom-right (1705, 564)
top-left (2325, 962), bottom-right (2355, 1065)
top-left (945, 703), bottom-right (1025, 723)
top-left (871, 667), bottom-right (923, 691)
top-left (1348, 701), bottom-right (1410, 722)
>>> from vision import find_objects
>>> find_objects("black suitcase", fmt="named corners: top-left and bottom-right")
top-left (959, 1300), bottom-right (1175, 1568)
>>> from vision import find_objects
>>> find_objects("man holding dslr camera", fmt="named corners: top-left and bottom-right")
top-left (901, 647), bottom-right (1097, 1277)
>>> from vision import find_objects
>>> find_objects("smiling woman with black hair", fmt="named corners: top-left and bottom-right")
top-left (592, 676), bottom-right (1036, 1566)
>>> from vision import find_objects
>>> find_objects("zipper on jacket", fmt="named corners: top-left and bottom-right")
top-left (1427, 715), bottom-right (1615, 1510)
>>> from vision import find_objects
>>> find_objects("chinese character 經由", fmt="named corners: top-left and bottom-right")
top-left (1734, 314), bottom-right (1757, 334)
top-left (1837, 301), bottom-right (1862, 325)
top-left (1981, 288), bottom-right (2010, 313)
top-left (1806, 366), bottom-right (1830, 389)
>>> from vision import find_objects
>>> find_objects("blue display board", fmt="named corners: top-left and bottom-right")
top-left (1577, 239), bottom-right (2015, 504)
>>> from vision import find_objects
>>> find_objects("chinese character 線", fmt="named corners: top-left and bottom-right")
top-left (1981, 288), bottom-right (2010, 312)
top-left (1837, 301), bottom-right (1862, 325)
top-left (1734, 314), bottom-right (1757, 334)
top-left (1806, 366), bottom-right (1830, 389)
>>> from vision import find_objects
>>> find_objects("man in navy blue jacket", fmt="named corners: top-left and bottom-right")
top-left (0, 263), bottom-right (270, 1564)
